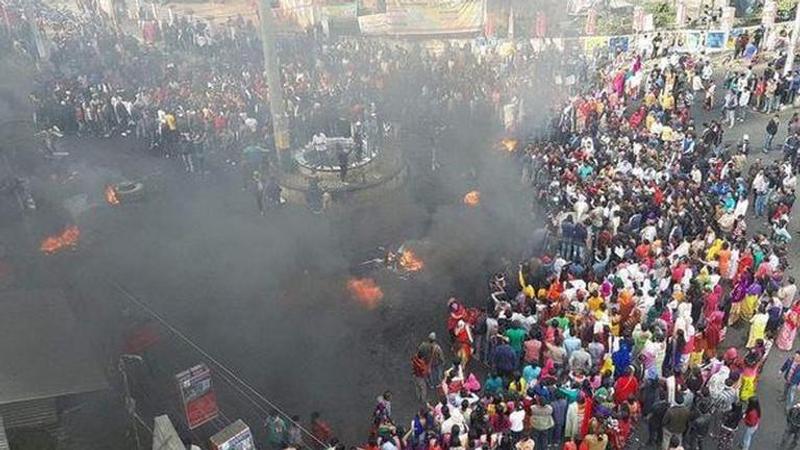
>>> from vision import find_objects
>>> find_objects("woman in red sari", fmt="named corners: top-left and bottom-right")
top-left (705, 310), bottom-right (725, 357)
top-left (613, 367), bottom-right (639, 405)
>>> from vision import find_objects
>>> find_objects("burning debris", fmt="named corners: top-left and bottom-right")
top-left (105, 185), bottom-right (120, 205)
top-left (463, 190), bottom-right (481, 207)
top-left (499, 138), bottom-right (518, 153)
top-left (40, 225), bottom-right (80, 254)
top-left (398, 248), bottom-right (424, 272)
top-left (347, 277), bottom-right (384, 309)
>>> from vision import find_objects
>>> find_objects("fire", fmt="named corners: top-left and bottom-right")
top-left (500, 138), bottom-right (518, 152)
top-left (399, 249), bottom-right (424, 272)
top-left (463, 190), bottom-right (481, 207)
top-left (347, 277), bottom-right (384, 309)
top-left (105, 185), bottom-right (119, 205)
top-left (40, 225), bottom-right (80, 254)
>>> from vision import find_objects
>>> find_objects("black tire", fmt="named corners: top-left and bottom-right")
top-left (114, 181), bottom-right (144, 202)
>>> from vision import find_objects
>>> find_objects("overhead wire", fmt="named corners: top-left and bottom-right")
top-left (112, 281), bottom-right (326, 448)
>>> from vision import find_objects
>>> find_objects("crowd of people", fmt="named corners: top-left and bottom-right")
top-left (367, 30), bottom-right (800, 450)
top-left (1, 0), bottom-right (579, 179)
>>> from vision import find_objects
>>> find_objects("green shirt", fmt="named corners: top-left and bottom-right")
top-left (505, 328), bottom-right (527, 354)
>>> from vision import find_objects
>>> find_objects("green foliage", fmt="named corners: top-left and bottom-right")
top-left (778, 0), bottom-right (798, 14)
top-left (595, 14), bottom-right (633, 35)
top-left (646, 1), bottom-right (676, 29)
top-left (777, 0), bottom-right (798, 20)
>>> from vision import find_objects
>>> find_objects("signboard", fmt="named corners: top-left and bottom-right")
top-left (358, 0), bottom-right (485, 35)
top-left (209, 420), bottom-right (255, 450)
top-left (706, 30), bottom-right (728, 50)
top-left (176, 364), bottom-right (219, 430)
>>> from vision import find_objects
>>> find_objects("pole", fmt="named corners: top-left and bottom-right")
top-left (785, 1), bottom-right (800, 75)
top-left (23, 0), bottom-right (46, 61)
top-left (257, 0), bottom-right (290, 170)
top-left (119, 356), bottom-right (142, 450)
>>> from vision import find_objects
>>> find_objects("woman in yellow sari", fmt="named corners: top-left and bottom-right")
top-left (740, 281), bottom-right (764, 322)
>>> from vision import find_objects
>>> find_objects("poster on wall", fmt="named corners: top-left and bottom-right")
top-left (176, 364), bottom-right (219, 430)
top-left (727, 28), bottom-right (743, 50)
top-left (683, 31), bottom-right (703, 53)
top-left (584, 36), bottom-right (609, 55)
top-left (609, 36), bottom-right (629, 53)
top-left (706, 31), bottom-right (728, 50)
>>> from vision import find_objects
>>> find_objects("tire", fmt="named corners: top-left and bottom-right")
top-left (114, 181), bottom-right (144, 202)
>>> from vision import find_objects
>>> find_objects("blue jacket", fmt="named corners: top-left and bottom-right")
top-left (781, 358), bottom-right (800, 386)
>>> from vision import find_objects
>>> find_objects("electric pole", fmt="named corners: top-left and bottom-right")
top-left (256, 0), bottom-right (290, 169)
top-left (785, 0), bottom-right (800, 75)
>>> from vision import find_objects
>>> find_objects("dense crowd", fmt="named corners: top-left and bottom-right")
top-left (356, 30), bottom-right (800, 450)
top-left (1, 0), bottom-right (581, 180)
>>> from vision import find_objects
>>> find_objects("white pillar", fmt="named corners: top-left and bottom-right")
top-left (785, 2), bottom-right (800, 75)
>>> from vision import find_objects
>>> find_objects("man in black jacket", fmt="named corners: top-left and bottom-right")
top-left (766, 114), bottom-right (780, 152)
top-left (780, 403), bottom-right (800, 450)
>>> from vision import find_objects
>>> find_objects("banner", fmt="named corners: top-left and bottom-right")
top-left (675, 0), bottom-right (687, 28)
top-left (632, 6), bottom-right (644, 32)
top-left (762, 0), bottom-right (777, 26)
top-left (585, 8), bottom-right (597, 35)
top-left (176, 364), bottom-right (219, 430)
top-left (358, 0), bottom-right (485, 35)
top-left (280, 0), bottom-right (318, 28)
top-left (642, 13), bottom-right (654, 32)
top-left (322, 2), bottom-right (357, 20)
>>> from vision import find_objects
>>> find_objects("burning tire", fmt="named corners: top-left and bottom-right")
top-left (114, 182), bottom-right (144, 202)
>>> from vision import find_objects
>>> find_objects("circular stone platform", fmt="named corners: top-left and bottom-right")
top-left (279, 136), bottom-right (407, 206)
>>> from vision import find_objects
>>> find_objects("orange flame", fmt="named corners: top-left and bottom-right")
top-left (500, 138), bottom-right (518, 152)
top-left (399, 249), bottom-right (424, 272)
top-left (463, 190), bottom-right (480, 207)
top-left (40, 225), bottom-right (80, 254)
top-left (347, 277), bottom-right (384, 309)
top-left (105, 185), bottom-right (120, 205)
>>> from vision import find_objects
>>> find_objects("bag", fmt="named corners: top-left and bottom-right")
top-left (412, 355), bottom-right (429, 377)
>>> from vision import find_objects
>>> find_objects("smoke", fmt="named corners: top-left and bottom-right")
top-left (0, 7), bottom-right (582, 442)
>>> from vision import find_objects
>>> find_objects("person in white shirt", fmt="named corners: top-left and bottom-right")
top-left (508, 403), bottom-right (526, 439)
top-left (780, 278), bottom-right (798, 309)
